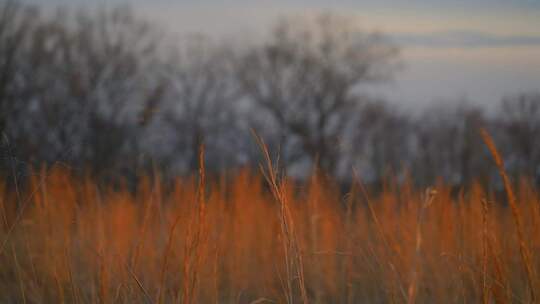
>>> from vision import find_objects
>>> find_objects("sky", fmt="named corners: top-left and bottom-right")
top-left (37, 0), bottom-right (540, 109)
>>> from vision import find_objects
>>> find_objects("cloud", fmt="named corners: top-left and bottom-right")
top-left (391, 31), bottom-right (540, 48)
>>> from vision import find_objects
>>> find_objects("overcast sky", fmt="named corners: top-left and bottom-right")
top-left (36, 0), bottom-right (540, 109)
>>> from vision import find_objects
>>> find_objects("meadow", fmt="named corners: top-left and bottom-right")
top-left (1, 135), bottom-right (539, 303)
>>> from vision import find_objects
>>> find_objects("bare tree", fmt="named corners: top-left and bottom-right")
top-left (68, 6), bottom-right (165, 175)
top-left (0, 4), bottom-right (166, 173)
top-left (0, 1), bottom-right (38, 132)
top-left (411, 101), bottom-right (488, 185)
top-left (352, 100), bottom-right (412, 182)
top-left (152, 37), bottom-right (242, 173)
top-left (238, 13), bottom-right (398, 176)
top-left (498, 92), bottom-right (540, 178)
top-left (0, 1), bottom-right (64, 173)
top-left (4, 2), bottom-right (539, 186)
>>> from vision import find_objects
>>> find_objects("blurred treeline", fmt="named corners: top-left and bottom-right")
top-left (1, 1), bottom-right (539, 186)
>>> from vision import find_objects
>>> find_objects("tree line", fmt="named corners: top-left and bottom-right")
top-left (1, 1), bottom-right (539, 186)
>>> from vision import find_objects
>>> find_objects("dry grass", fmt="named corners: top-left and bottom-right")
top-left (481, 129), bottom-right (536, 303)
top-left (1, 151), bottom-right (540, 302)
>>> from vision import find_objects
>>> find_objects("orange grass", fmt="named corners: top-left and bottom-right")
top-left (0, 165), bottom-right (540, 303)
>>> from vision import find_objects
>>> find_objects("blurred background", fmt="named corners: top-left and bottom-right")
top-left (1, 0), bottom-right (539, 185)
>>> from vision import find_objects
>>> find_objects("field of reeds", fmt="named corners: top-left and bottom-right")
top-left (1, 137), bottom-right (540, 303)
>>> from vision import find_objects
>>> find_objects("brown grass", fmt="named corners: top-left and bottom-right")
top-left (481, 129), bottom-right (536, 303)
top-left (0, 153), bottom-right (540, 302)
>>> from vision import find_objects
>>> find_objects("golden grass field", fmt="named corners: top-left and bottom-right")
top-left (1, 135), bottom-right (540, 303)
